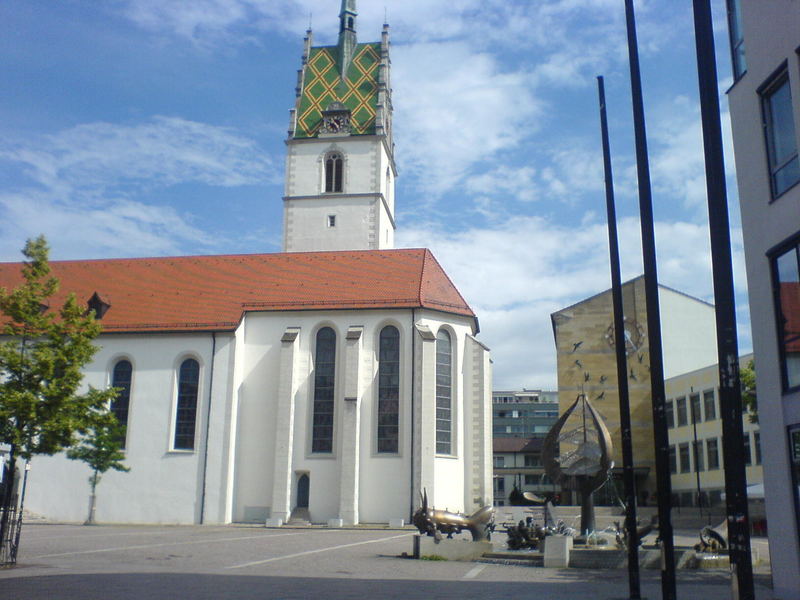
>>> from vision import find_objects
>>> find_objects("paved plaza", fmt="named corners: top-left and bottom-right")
top-left (0, 524), bottom-right (775, 600)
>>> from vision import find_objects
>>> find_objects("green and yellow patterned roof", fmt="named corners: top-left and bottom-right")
top-left (295, 43), bottom-right (380, 138)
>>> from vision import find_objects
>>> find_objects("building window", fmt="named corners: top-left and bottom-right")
top-left (524, 454), bottom-right (540, 467)
top-left (666, 400), bottom-right (675, 429)
top-left (693, 440), bottom-right (705, 472)
top-left (376, 326), bottom-right (400, 453)
top-left (679, 442), bottom-right (691, 473)
top-left (327, 215), bottom-right (336, 228)
top-left (495, 477), bottom-right (505, 492)
top-left (435, 329), bottom-right (452, 455)
top-left (676, 397), bottom-right (688, 427)
top-left (726, 0), bottom-right (746, 80)
top-left (707, 438), bottom-right (720, 470)
top-left (761, 69), bottom-right (800, 198)
top-left (690, 393), bottom-right (701, 424)
top-left (668, 445), bottom-right (677, 474)
top-left (754, 431), bottom-right (762, 465)
top-left (773, 240), bottom-right (800, 390)
top-left (312, 327), bottom-right (336, 453)
top-left (524, 475), bottom-right (537, 485)
top-left (111, 359), bottom-right (132, 449)
top-left (743, 432), bottom-right (752, 466)
top-left (703, 389), bottom-right (716, 421)
top-left (174, 358), bottom-right (199, 450)
top-left (325, 152), bottom-right (343, 193)
top-left (494, 456), bottom-right (505, 468)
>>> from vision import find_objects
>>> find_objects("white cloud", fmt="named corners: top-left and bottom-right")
top-left (393, 42), bottom-right (542, 196)
top-left (399, 212), bottom-right (747, 389)
top-left (0, 117), bottom-right (276, 260)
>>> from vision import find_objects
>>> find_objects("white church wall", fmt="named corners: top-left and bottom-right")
top-left (24, 333), bottom-right (216, 524)
top-left (284, 196), bottom-right (379, 252)
top-left (416, 311), bottom-right (477, 514)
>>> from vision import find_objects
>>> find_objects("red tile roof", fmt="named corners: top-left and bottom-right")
top-left (0, 249), bottom-right (476, 334)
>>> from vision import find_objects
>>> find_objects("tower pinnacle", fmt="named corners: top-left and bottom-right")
top-left (338, 0), bottom-right (357, 80)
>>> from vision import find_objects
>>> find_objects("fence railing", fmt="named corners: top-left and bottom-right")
top-left (0, 506), bottom-right (22, 566)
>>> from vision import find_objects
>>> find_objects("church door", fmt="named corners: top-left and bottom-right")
top-left (296, 474), bottom-right (310, 508)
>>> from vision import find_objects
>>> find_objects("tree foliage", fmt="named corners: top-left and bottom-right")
top-left (740, 359), bottom-right (757, 424)
top-left (0, 236), bottom-right (118, 460)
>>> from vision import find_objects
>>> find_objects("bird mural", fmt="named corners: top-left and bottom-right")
top-left (570, 341), bottom-right (584, 353)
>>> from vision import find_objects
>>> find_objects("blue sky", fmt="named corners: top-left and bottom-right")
top-left (0, 0), bottom-right (749, 389)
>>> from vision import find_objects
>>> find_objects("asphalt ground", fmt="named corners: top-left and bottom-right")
top-left (0, 523), bottom-right (776, 600)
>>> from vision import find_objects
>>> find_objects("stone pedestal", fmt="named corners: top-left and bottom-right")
top-left (543, 535), bottom-right (573, 568)
top-left (416, 535), bottom-right (492, 561)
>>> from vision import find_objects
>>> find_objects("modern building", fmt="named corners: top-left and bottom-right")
top-left (664, 354), bottom-right (762, 511)
top-left (492, 389), bottom-right (558, 438)
top-left (725, 1), bottom-right (800, 595)
top-left (0, 2), bottom-right (493, 527)
top-left (492, 437), bottom-right (556, 507)
top-left (551, 276), bottom-right (718, 502)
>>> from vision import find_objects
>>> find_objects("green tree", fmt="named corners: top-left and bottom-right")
top-left (67, 411), bottom-right (130, 524)
top-left (0, 236), bottom-right (117, 551)
top-left (741, 359), bottom-right (757, 423)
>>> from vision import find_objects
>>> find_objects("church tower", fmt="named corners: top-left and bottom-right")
top-left (283, 1), bottom-right (396, 252)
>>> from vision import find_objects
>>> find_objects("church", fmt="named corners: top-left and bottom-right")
top-left (2, 2), bottom-right (493, 526)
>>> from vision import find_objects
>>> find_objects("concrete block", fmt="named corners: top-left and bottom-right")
top-left (328, 518), bottom-right (344, 528)
top-left (389, 518), bottom-right (405, 528)
top-left (543, 535), bottom-right (573, 568)
top-left (418, 535), bottom-right (492, 561)
top-left (265, 518), bottom-right (284, 527)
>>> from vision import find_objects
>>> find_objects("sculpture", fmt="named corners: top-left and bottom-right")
top-left (542, 393), bottom-right (614, 536)
top-left (694, 521), bottom-right (727, 553)
top-left (411, 489), bottom-right (494, 542)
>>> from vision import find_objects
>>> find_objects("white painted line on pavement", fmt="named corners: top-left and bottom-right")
top-left (226, 532), bottom-right (411, 570)
top-left (463, 564), bottom-right (486, 579)
top-left (30, 531), bottom-right (305, 559)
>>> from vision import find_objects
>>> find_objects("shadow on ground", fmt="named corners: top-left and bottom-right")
top-left (1, 571), bottom-right (774, 600)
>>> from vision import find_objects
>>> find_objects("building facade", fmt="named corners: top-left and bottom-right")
top-left (725, 1), bottom-right (800, 595)
top-left (0, 2), bottom-right (493, 527)
top-left (551, 277), bottom-right (718, 500)
top-left (664, 355), bottom-right (762, 511)
top-left (492, 389), bottom-right (558, 438)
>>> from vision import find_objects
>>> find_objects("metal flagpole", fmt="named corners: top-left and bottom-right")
top-left (597, 75), bottom-right (641, 600)
top-left (623, 1), bottom-right (677, 598)
top-left (690, 2), bottom-right (755, 598)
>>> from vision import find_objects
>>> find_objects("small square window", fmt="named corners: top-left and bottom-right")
top-left (327, 215), bottom-right (336, 228)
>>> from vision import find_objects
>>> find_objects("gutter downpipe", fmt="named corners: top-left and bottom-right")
top-left (410, 308), bottom-right (416, 522)
top-left (199, 331), bottom-right (217, 524)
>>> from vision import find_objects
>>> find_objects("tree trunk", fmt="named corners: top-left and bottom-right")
top-left (85, 471), bottom-right (97, 525)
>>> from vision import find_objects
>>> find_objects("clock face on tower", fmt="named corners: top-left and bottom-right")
top-left (603, 317), bottom-right (645, 355)
top-left (321, 113), bottom-right (350, 135)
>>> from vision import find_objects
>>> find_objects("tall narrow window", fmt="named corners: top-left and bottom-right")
top-left (726, 0), bottom-right (746, 80)
top-left (761, 70), bottom-right (800, 197)
top-left (690, 392), bottom-right (702, 423)
top-left (774, 241), bottom-right (800, 389)
top-left (668, 445), bottom-right (677, 474)
top-left (325, 152), bottom-right (343, 193)
top-left (377, 326), bottom-right (400, 453)
top-left (312, 327), bottom-right (336, 453)
top-left (665, 400), bottom-right (675, 428)
top-left (707, 438), bottom-right (720, 470)
top-left (679, 442), bottom-right (691, 473)
top-left (676, 397), bottom-right (688, 427)
top-left (743, 432), bottom-right (752, 466)
top-left (435, 329), bottom-right (452, 455)
top-left (693, 440), bottom-right (705, 472)
top-left (703, 389), bottom-right (716, 421)
top-left (174, 358), bottom-right (199, 450)
top-left (111, 359), bottom-right (132, 448)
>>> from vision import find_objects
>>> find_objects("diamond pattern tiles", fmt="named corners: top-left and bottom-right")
top-left (295, 43), bottom-right (380, 138)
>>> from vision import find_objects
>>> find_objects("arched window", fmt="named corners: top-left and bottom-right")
top-left (377, 326), bottom-right (400, 453)
top-left (325, 152), bottom-right (343, 193)
top-left (111, 359), bottom-right (132, 448)
top-left (312, 328), bottom-right (336, 453)
top-left (174, 358), bottom-right (200, 450)
top-left (435, 329), bottom-right (452, 454)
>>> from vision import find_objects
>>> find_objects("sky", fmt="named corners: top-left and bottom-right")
top-left (0, 0), bottom-right (749, 390)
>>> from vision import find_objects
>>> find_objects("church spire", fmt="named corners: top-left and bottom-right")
top-left (338, 0), bottom-right (357, 80)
